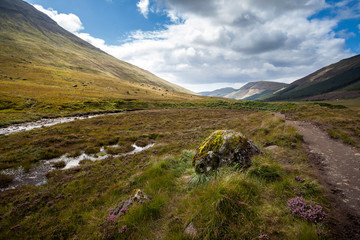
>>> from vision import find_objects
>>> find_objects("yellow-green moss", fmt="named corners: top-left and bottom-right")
top-left (227, 134), bottom-right (248, 150)
top-left (193, 130), bottom-right (225, 166)
top-left (198, 131), bottom-right (224, 155)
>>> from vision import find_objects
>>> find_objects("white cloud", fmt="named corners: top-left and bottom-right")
top-left (33, 5), bottom-right (83, 33)
top-left (336, 29), bottom-right (356, 39)
top-left (33, 1), bottom-right (356, 92)
top-left (137, 0), bottom-right (150, 18)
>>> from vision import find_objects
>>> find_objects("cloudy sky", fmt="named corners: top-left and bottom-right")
top-left (25, 0), bottom-right (360, 92)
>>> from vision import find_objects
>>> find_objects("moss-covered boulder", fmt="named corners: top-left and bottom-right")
top-left (193, 130), bottom-right (262, 174)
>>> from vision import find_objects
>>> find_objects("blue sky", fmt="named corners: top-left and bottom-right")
top-left (25, 0), bottom-right (360, 92)
top-left (26, 0), bottom-right (173, 45)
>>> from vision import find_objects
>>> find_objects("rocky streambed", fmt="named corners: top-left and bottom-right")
top-left (0, 112), bottom-right (122, 136)
top-left (0, 143), bottom-right (155, 192)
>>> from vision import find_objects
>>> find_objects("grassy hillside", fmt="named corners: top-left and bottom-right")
top-left (267, 55), bottom-right (360, 101)
top-left (0, 0), bottom-right (199, 125)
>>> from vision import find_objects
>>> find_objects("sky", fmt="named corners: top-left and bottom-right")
top-left (24, 0), bottom-right (360, 92)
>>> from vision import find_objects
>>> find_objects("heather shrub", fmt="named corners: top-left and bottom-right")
top-left (287, 197), bottom-right (326, 223)
top-left (99, 214), bottom-right (118, 239)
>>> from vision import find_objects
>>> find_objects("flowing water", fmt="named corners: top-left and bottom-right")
top-left (0, 143), bottom-right (155, 192)
top-left (0, 112), bottom-right (120, 136)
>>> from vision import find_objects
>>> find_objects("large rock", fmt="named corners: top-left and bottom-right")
top-left (193, 130), bottom-right (262, 174)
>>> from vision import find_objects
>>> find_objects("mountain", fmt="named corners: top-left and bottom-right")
top-left (198, 87), bottom-right (237, 97)
top-left (225, 81), bottom-right (288, 100)
top-left (0, 0), bottom-right (195, 111)
top-left (266, 55), bottom-right (360, 101)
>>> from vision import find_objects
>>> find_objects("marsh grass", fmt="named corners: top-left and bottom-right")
top-left (0, 109), bottom-right (330, 239)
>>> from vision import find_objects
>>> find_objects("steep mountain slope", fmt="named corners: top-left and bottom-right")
top-left (225, 81), bottom-right (288, 100)
top-left (198, 87), bottom-right (237, 97)
top-left (266, 54), bottom-right (360, 101)
top-left (0, 0), bottom-right (195, 112)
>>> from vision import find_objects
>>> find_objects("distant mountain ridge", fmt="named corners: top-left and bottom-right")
top-left (198, 54), bottom-right (360, 102)
top-left (266, 54), bottom-right (360, 101)
top-left (198, 87), bottom-right (237, 97)
top-left (198, 82), bottom-right (288, 100)
top-left (225, 81), bottom-right (288, 100)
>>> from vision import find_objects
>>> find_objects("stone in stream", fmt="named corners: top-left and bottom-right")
top-left (193, 130), bottom-right (262, 174)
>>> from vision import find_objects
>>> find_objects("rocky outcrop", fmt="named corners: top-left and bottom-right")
top-left (193, 130), bottom-right (262, 174)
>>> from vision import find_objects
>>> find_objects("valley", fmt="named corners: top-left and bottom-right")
top-left (0, 0), bottom-right (360, 239)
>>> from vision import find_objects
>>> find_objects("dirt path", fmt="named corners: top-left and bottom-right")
top-left (276, 113), bottom-right (360, 239)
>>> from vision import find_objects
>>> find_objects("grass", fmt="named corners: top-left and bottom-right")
top-left (283, 102), bottom-right (360, 147)
top-left (0, 108), bottom-right (331, 239)
top-left (323, 98), bottom-right (360, 110)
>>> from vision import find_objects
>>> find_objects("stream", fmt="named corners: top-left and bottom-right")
top-left (0, 143), bottom-right (155, 192)
top-left (0, 112), bottom-right (121, 136)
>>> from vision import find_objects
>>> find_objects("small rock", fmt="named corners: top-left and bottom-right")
top-left (265, 145), bottom-right (280, 151)
top-left (111, 189), bottom-right (151, 216)
top-left (72, 84), bottom-right (77, 87)
top-left (53, 161), bottom-right (66, 169)
top-left (184, 222), bottom-right (197, 237)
